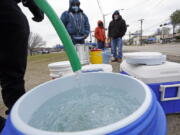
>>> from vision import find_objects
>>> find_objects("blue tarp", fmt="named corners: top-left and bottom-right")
top-left (147, 38), bottom-right (156, 41)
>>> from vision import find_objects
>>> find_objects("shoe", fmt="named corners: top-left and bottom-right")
top-left (0, 116), bottom-right (6, 133)
top-left (111, 57), bottom-right (117, 62)
top-left (117, 58), bottom-right (122, 63)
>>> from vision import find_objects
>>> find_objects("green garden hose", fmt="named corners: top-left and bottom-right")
top-left (34, 0), bottom-right (81, 72)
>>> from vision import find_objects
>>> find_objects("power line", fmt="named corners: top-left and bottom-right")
top-left (96, 0), bottom-right (106, 26)
top-left (129, 18), bottom-right (170, 36)
top-left (127, 0), bottom-right (170, 35)
top-left (143, 18), bottom-right (170, 31)
top-left (150, 0), bottom-right (167, 9)
top-left (130, 17), bottom-right (169, 35)
top-left (139, 0), bottom-right (168, 19)
top-left (128, 0), bottom-right (168, 25)
top-left (96, 0), bottom-right (103, 16)
top-left (125, 0), bottom-right (154, 11)
top-left (96, 0), bottom-right (171, 36)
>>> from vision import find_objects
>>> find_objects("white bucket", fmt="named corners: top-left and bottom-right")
top-left (48, 62), bottom-right (112, 79)
top-left (76, 44), bottom-right (89, 65)
top-left (48, 61), bottom-right (73, 79)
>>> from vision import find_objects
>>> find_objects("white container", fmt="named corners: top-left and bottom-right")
top-left (76, 44), bottom-right (89, 65)
top-left (48, 62), bottom-right (112, 79)
top-left (120, 60), bottom-right (180, 114)
top-left (82, 64), bottom-right (112, 73)
top-left (120, 61), bottom-right (180, 84)
top-left (48, 61), bottom-right (73, 79)
top-left (123, 52), bottom-right (166, 65)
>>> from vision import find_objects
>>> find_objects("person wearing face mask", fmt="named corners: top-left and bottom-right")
top-left (61, 0), bottom-right (90, 45)
top-left (108, 10), bottom-right (127, 63)
top-left (95, 20), bottom-right (106, 49)
top-left (0, 0), bottom-right (44, 132)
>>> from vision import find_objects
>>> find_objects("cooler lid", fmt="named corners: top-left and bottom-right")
top-left (48, 61), bottom-right (71, 68)
top-left (124, 52), bottom-right (166, 65)
top-left (120, 61), bottom-right (180, 84)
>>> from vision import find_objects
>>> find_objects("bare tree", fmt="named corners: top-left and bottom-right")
top-left (28, 32), bottom-right (46, 55)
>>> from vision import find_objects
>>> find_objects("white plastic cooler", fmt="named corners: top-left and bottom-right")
top-left (120, 61), bottom-right (180, 114)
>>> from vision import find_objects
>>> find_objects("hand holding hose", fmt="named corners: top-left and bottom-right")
top-left (22, 0), bottom-right (44, 22)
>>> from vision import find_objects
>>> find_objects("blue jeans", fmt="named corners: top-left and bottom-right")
top-left (111, 38), bottom-right (123, 58)
top-left (97, 41), bottom-right (105, 49)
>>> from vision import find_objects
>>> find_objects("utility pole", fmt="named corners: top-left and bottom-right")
top-left (90, 31), bottom-right (93, 43)
top-left (129, 32), bottom-right (131, 45)
top-left (138, 19), bottom-right (144, 45)
top-left (160, 23), bottom-right (168, 44)
top-left (160, 24), bottom-right (164, 44)
top-left (103, 15), bottom-right (106, 28)
top-left (172, 25), bottom-right (175, 40)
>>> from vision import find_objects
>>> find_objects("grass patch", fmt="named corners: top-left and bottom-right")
top-left (28, 52), bottom-right (68, 63)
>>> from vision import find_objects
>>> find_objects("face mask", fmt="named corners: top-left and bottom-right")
top-left (98, 22), bottom-right (103, 27)
top-left (114, 15), bottom-right (119, 20)
top-left (72, 6), bottom-right (79, 12)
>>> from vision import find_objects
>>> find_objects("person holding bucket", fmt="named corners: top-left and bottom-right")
top-left (95, 20), bottom-right (106, 49)
top-left (0, 0), bottom-right (44, 132)
top-left (60, 0), bottom-right (90, 45)
top-left (108, 10), bottom-right (127, 63)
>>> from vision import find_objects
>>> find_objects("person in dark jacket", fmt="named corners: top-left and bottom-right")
top-left (61, 0), bottom-right (90, 45)
top-left (0, 0), bottom-right (44, 132)
top-left (108, 10), bottom-right (127, 62)
top-left (95, 20), bottom-right (106, 49)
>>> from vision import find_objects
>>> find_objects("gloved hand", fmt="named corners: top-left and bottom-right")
top-left (22, 0), bottom-right (44, 22)
top-left (31, 10), bottom-right (44, 22)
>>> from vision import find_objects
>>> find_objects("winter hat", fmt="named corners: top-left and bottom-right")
top-left (113, 10), bottom-right (120, 15)
top-left (98, 20), bottom-right (104, 27)
top-left (69, 0), bottom-right (80, 6)
top-left (112, 10), bottom-right (122, 20)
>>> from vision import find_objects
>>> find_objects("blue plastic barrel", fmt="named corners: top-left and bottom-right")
top-left (2, 73), bottom-right (167, 135)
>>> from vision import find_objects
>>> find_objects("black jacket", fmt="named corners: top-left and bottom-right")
top-left (108, 15), bottom-right (127, 39)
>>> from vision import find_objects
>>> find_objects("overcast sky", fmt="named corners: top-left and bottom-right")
top-left (19, 0), bottom-right (180, 47)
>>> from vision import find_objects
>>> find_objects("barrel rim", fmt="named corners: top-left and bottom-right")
top-left (11, 73), bottom-right (152, 135)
